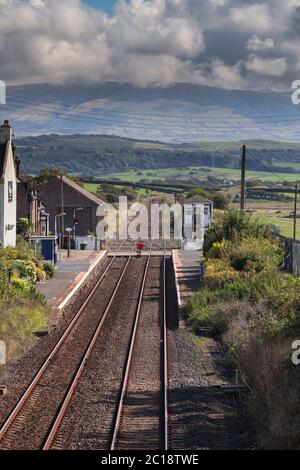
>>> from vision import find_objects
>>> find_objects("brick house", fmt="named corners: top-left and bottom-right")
top-left (40, 175), bottom-right (104, 237)
top-left (17, 176), bottom-right (49, 236)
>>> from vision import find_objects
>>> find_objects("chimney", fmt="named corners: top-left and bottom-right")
top-left (0, 120), bottom-right (12, 144)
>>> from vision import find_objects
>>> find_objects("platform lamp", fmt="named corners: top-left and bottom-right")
top-left (73, 208), bottom-right (83, 250)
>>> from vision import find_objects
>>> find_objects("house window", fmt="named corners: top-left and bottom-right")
top-left (8, 181), bottom-right (13, 203)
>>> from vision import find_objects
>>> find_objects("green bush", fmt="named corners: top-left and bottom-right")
top-left (227, 236), bottom-right (283, 273)
top-left (15, 236), bottom-right (36, 260)
top-left (17, 218), bottom-right (31, 236)
top-left (0, 302), bottom-right (48, 361)
top-left (43, 262), bottom-right (55, 279)
top-left (207, 241), bottom-right (228, 259)
top-left (204, 209), bottom-right (271, 254)
top-left (212, 193), bottom-right (229, 210)
top-left (10, 276), bottom-right (46, 304)
top-left (0, 238), bottom-right (50, 362)
top-left (0, 246), bottom-right (18, 261)
top-left (186, 276), bottom-right (253, 334)
top-left (186, 269), bottom-right (290, 334)
top-left (12, 260), bottom-right (37, 284)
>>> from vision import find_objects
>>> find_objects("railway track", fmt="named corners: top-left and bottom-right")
top-left (108, 214), bottom-right (169, 449)
top-left (0, 214), bottom-right (170, 450)
top-left (49, 238), bottom-right (170, 449)
top-left (110, 252), bottom-right (169, 450)
top-left (0, 256), bottom-right (130, 450)
top-left (0, 229), bottom-right (146, 449)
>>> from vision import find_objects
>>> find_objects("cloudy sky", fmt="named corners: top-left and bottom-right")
top-left (1, 0), bottom-right (300, 91)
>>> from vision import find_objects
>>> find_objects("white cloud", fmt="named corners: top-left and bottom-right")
top-left (108, 4), bottom-right (205, 59)
top-left (0, 0), bottom-right (12, 8)
top-left (229, 4), bottom-right (272, 33)
top-left (246, 55), bottom-right (287, 77)
top-left (112, 54), bottom-right (206, 86)
top-left (246, 36), bottom-right (274, 51)
top-left (0, 0), bottom-right (298, 90)
top-left (210, 59), bottom-right (247, 89)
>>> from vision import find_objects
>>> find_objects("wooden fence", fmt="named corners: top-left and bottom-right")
top-left (274, 234), bottom-right (300, 275)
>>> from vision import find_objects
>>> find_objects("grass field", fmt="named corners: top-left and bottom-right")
top-left (97, 168), bottom-right (205, 182)
top-left (275, 162), bottom-right (300, 170)
top-left (84, 183), bottom-right (164, 197)
top-left (205, 167), bottom-right (300, 182)
top-left (232, 201), bottom-right (297, 237)
top-left (257, 213), bottom-right (296, 238)
top-left (94, 164), bottom-right (300, 184)
top-left (84, 183), bottom-right (100, 193)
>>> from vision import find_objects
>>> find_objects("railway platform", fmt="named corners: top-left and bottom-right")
top-left (38, 249), bottom-right (105, 309)
top-left (173, 250), bottom-right (203, 306)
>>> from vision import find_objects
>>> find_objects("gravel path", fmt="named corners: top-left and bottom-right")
top-left (168, 328), bottom-right (250, 450)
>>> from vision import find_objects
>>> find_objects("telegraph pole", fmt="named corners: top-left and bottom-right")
top-left (240, 145), bottom-right (247, 212)
top-left (294, 184), bottom-right (298, 240)
top-left (60, 173), bottom-right (64, 249)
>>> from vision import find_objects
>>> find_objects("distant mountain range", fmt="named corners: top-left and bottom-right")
top-left (1, 82), bottom-right (299, 142)
top-left (15, 134), bottom-right (300, 176)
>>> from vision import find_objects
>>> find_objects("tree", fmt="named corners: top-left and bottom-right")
top-left (187, 187), bottom-right (229, 210)
top-left (212, 193), bottom-right (229, 210)
top-left (188, 187), bottom-right (212, 199)
top-left (34, 167), bottom-right (60, 189)
top-left (17, 218), bottom-right (31, 236)
top-left (34, 168), bottom-right (83, 189)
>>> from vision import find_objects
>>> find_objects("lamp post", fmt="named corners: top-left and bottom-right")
top-left (73, 207), bottom-right (83, 250)
top-left (293, 184), bottom-right (298, 240)
top-left (55, 212), bottom-right (66, 252)
top-left (65, 227), bottom-right (73, 258)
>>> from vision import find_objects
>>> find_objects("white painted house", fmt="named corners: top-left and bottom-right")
top-left (0, 121), bottom-right (17, 247)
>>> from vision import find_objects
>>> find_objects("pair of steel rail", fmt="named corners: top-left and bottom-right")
top-left (0, 220), bottom-right (169, 450)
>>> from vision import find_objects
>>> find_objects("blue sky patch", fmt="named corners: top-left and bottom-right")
top-left (82, 0), bottom-right (118, 14)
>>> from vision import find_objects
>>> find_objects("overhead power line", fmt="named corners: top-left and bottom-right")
top-left (247, 150), bottom-right (287, 183)
top-left (7, 93), bottom-right (300, 123)
top-left (3, 101), bottom-right (300, 135)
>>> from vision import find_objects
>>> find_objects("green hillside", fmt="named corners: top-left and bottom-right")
top-left (15, 134), bottom-right (300, 176)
